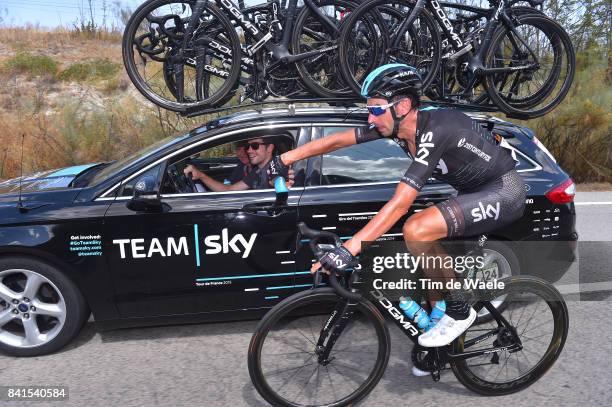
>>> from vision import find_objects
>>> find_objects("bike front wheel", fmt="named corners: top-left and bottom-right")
top-left (451, 276), bottom-right (569, 395)
top-left (338, 0), bottom-right (441, 96)
top-left (248, 287), bottom-right (390, 407)
top-left (122, 0), bottom-right (241, 112)
top-left (484, 14), bottom-right (575, 118)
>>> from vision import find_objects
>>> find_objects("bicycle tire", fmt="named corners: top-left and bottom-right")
top-left (451, 276), bottom-right (569, 395)
top-left (484, 14), bottom-right (575, 118)
top-left (248, 287), bottom-right (390, 407)
top-left (292, 0), bottom-right (359, 98)
top-left (122, 0), bottom-right (241, 112)
top-left (483, 13), bottom-right (561, 109)
top-left (338, 0), bottom-right (441, 96)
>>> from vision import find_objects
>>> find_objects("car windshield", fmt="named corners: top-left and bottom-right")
top-left (88, 133), bottom-right (191, 186)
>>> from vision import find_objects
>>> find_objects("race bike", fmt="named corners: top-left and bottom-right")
top-left (122, 0), bottom-right (368, 112)
top-left (338, 0), bottom-right (575, 118)
top-left (248, 221), bottom-right (569, 406)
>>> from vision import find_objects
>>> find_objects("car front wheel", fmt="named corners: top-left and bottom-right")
top-left (0, 257), bottom-right (88, 356)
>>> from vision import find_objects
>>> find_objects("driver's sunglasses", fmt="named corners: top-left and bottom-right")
top-left (246, 142), bottom-right (269, 151)
top-left (366, 99), bottom-right (402, 116)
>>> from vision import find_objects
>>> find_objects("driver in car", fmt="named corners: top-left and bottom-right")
top-left (184, 137), bottom-right (294, 191)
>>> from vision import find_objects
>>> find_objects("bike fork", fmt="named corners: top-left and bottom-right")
top-left (316, 299), bottom-right (359, 364)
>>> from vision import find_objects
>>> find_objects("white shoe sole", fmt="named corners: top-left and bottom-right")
top-left (411, 366), bottom-right (430, 377)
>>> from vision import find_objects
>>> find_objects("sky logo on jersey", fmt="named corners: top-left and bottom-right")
top-left (471, 202), bottom-right (501, 223)
top-left (415, 131), bottom-right (435, 165)
top-left (112, 228), bottom-right (257, 260)
top-left (458, 138), bottom-right (492, 162)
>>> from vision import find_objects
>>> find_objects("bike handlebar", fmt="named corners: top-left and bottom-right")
top-left (297, 222), bottom-right (362, 302)
top-left (274, 178), bottom-right (362, 301)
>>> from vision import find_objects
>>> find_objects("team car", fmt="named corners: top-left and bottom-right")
top-left (0, 106), bottom-right (578, 356)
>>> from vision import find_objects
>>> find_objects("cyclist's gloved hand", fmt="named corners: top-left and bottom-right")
top-left (267, 155), bottom-right (290, 181)
top-left (318, 246), bottom-right (358, 274)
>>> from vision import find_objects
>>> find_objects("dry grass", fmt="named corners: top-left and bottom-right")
top-left (0, 27), bottom-right (207, 180)
top-left (0, 26), bottom-right (122, 68)
top-left (576, 183), bottom-right (612, 192)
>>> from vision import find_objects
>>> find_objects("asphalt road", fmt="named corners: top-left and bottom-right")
top-left (1, 192), bottom-right (611, 407)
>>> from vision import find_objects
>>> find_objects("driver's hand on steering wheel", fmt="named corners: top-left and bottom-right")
top-left (184, 164), bottom-right (204, 181)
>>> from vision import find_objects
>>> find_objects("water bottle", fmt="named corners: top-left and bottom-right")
top-left (427, 300), bottom-right (446, 331)
top-left (399, 296), bottom-right (430, 330)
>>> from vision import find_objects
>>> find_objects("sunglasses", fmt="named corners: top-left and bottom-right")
top-left (366, 99), bottom-right (403, 116)
top-left (246, 142), bottom-right (269, 151)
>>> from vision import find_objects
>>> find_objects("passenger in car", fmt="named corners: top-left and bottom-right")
top-left (184, 137), bottom-right (294, 191)
top-left (227, 141), bottom-right (253, 184)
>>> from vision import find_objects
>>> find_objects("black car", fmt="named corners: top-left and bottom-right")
top-left (0, 106), bottom-right (577, 356)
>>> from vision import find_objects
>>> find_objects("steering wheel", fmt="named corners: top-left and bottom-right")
top-left (181, 162), bottom-right (198, 193)
top-left (167, 162), bottom-right (198, 193)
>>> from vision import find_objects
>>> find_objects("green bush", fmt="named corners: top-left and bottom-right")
top-left (513, 52), bottom-right (612, 183)
top-left (58, 58), bottom-right (120, 82)
top-left (3, 52), bottom-right (58, 77)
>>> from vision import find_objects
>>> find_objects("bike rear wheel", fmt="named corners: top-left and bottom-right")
top-left (248, 287), bottom-right (390, 407)
top-left (338, 0), bottom-right (440, 96)
top-left (484, 14), bottom-right (575, 118)
top-left (451, 276), bottom-right (569, 395)
top-left (122, 0), bottom-right (241, 112)
top-left (292, 0), bottom-right (359, 98)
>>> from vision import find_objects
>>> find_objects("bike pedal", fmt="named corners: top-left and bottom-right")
top-left (431, 370), bottom-right (441, 382)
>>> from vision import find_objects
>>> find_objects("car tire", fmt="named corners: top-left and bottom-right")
top-left (0, 256), bottom-right (89, 356)
top-left (473, 240), bottom-right (520, 324)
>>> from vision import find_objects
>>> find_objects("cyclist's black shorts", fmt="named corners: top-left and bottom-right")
top-left (436, 170), bottom-right (526, 238)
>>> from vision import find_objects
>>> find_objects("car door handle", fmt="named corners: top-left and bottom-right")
top-left (242, 202), bottom-right (276, 211)
top-left (242, 202), bottom-right (288, 217)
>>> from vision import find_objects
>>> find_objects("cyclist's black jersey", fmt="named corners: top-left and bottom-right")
top-left (355, 109), bottom-right (516, 192)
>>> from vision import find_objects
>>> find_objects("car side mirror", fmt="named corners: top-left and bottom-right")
top-left (133, 175), bottom-right (158, 197)
top-left (126, 176), bottom-right (167, 213)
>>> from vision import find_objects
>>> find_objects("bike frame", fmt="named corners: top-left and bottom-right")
top-left (316, 287), bottom-right (521, 368)
top-left (314, 239), bottom-right (522, 369)
top-left (209, 0), bottom-right (343, 64)
top-left (390, 0), bottom-right (542, 92)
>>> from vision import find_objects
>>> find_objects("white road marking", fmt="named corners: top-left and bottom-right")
top-left (556, 281), bottom-right (612, 294)
top-left (575, 202), bottom-right (612, 206)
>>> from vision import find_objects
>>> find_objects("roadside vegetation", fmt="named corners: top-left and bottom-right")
top-left (0, 0), bottom-right (609, 185)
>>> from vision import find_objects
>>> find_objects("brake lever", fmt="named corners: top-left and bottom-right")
top-left (313, 268), bottom-right (322, 288)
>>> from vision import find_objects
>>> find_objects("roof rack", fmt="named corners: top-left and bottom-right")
top-left (181, 97), bottom-right (503, 119)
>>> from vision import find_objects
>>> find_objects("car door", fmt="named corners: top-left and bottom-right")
top-left (102, 126), bottom-right (308, 318)
top-left (294, 124), bottom-right (456, 287)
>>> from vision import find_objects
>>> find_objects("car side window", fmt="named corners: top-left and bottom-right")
top-left (161, 133), bottom-right (299, 194)
top-left (513, 149), bottom-right (539, 172)
top-left (320, 127), bottom-right (411, 185)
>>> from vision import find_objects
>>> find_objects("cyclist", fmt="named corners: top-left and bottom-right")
top-left (267, 64), bottom-right (526, 354)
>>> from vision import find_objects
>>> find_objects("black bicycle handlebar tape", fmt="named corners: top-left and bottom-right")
top-left (296, 222), bottom-right (362, 301)
top-left (297, 222), bottom-right (342, 257)
top-left (328, 271), bottom-right (362, 301)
